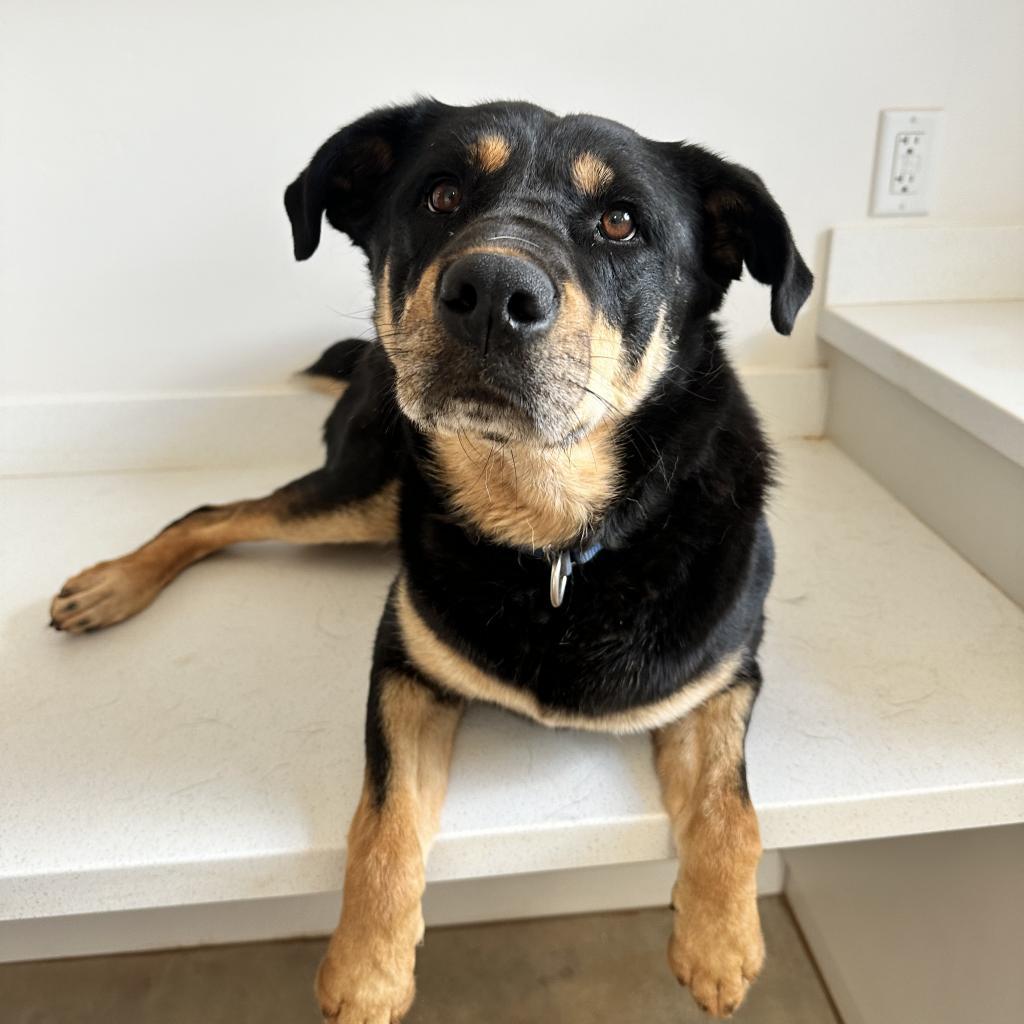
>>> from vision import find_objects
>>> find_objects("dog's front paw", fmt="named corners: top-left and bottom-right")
top-left (668, 885), bottom-right (765, 1018)
top-left (315, 938), bottom-right (416, 1024)
top-left (50, 558), bottom-right (160, 634)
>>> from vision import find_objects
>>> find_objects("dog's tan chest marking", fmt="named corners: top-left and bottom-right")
top-left (468, 133), bottom-right (511, 173)
top-left (396, 576), bottom-right (740, 733)
top-left (430, 423), bottom-right (620, 550)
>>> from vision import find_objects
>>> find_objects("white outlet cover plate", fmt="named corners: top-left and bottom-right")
top-left (870, 109), bottom-right (944, 217)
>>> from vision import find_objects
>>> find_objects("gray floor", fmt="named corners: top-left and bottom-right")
top-left (3, 897), bottom-right (838, 1023)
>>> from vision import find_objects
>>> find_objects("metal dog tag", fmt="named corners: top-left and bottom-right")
top-left (549, 550), bottom-right (572, 608)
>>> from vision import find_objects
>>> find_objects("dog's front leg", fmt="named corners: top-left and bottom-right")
top-left (317, 670), bottom-right (463, 1024)
top-left (653, 673), bottom-right (765, 1019)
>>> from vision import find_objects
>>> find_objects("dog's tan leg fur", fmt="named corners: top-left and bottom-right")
top-left (653, 682), bottom-right (764, 1019)
top-left (317, 672), bottom-right (463, 1024)
top-left (50, 477), bottom-right (399, 634)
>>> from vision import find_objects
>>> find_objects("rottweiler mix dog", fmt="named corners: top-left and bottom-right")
top-left (50, 99), bottom-right (812, 1020)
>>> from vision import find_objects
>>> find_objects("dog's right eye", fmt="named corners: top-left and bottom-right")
top-left (599, 208), bottom-right (635, 242)
top-left (428, 179), bottom-right (463, 214)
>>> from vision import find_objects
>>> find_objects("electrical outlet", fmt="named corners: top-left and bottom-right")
top-left (870, 109), bottom-right (944, 216)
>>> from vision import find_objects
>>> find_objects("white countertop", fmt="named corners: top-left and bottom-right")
top-left (3, 440), bottom-right (1023, 921)
top-left (820, 301), bottom-right (1024, 466)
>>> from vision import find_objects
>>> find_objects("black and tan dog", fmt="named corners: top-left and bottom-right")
top-left (50, 99), bottom-right (812, 1020)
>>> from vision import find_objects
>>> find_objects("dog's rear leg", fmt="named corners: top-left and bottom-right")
top-left (49, 470), bottom-right (398, 634)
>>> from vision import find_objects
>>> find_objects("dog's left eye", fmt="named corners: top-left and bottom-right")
top-left (428, 179), bottom-right (463, 214)
top-left (599, 208), bottom-right (635, 241)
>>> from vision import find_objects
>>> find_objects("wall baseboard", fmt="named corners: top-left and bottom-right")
top-left (0, 386), bottom-right (331, 478)
top-left (1, 368), bottom-right (826, 477)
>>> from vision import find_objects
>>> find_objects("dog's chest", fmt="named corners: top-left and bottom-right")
top-left (396, 567), bottom-right (738, 732)
top-left (396, 528), bottom-right (732, 731)
top-left (397, 448), bottom-right (750, 728)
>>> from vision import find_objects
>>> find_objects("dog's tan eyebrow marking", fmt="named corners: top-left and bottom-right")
top-left (468, 133), bottom-right (511, 173)
top-left (571, 152), bottom-right (614, 196)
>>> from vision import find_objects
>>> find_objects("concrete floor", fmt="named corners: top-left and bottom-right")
top-left (3, 897), bottom-right (838, 1023)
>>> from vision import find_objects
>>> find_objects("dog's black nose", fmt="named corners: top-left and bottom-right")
top-left (438, 253), bottom-right (557, 352)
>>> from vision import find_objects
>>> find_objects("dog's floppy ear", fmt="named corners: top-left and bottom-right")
top-left (674, 145), bottom-right (813, 335)
top-left (284, 99), bottom-right (442, 260)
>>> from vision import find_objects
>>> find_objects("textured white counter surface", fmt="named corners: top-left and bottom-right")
top-left (3, 441), bottom-right (1023, 921)
top-left (820, 301), bottom-right (1024, 466)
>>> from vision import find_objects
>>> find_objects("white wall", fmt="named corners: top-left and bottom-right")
top-left (2, 0), bottom-right (1022, 399)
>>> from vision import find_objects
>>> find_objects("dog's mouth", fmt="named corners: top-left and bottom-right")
top-left (411, 373), bottom-right (539, 441)
top-left (450, 383), bottom-right (512, 409)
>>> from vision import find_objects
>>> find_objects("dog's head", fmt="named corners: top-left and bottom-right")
top-left (286, 100), bottom-right (811, 446)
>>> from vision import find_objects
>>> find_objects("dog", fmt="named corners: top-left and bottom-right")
top-left (50, 99), bottom-right (812, 1020)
